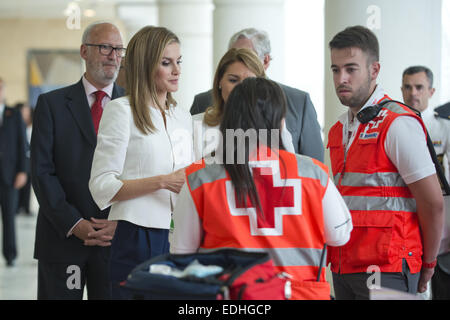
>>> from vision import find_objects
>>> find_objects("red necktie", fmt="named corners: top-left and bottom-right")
top-left (91, 90), bottom-right (106, 135)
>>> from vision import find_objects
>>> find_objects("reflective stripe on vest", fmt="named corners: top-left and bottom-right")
top-left (189, 153), bottom-right (329, 190)
top-left (296, 155), bottom-right (328, 188)
top-left (334, 171), bottom-right (407, 188)
top-left (188, 163), bottom-right (226, 191)
top-left (342, 195), bottom-right (416, 212)
top-left (199, 247), bottom-right (324, 268)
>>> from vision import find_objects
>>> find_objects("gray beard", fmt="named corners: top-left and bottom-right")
top-left (88, 62), bottom-right (119, 86)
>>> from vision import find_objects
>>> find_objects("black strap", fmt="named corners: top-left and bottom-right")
top-left (316, 244), bottom-right (327, 282)
top-left (379, 100), bottom-right (450, 195)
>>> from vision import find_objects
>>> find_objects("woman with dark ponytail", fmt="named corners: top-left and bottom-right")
top-left (172, 77), bottom-right (352, 300)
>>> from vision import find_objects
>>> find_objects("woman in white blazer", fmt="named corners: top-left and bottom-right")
top-left (89, 26), bottom-right (193, 299)
top-left (192, 48), bottom-right (295, 161)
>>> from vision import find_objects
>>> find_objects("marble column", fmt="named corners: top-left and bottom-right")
top-left (158, 0), bottom-right (214, 111)
top-left (212, 0), bottom-right (285, 82)
top-left (116, 1), bottom-right (159, 43)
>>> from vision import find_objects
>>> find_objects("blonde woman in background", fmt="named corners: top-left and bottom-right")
top-left (89, 26), bottom-right (193, 299)
top-left (192, 48), bottom-right (295, 161)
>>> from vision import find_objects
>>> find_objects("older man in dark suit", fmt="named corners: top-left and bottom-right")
top-left (31, 22), bottom-right (125, 299)
top-left (0, 78), bottom-right (28, 267)
top-left (190, 28), bottom-right (324, 162)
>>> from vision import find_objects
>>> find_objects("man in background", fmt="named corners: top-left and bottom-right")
top-left (0, 77), bottom-right (28, 267)
top-left (190, 28), bottom-right (324, 162)
top-left (401, 66), bottom-right (450, 300)
top-left (31, 22), bottom-right (125, 299)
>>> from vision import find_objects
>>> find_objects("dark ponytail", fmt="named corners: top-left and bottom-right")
top-left (220, 77), bottom-right (287, 220)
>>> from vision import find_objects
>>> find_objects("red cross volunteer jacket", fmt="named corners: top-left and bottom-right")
top-left (184, 147), bottom-right (332, 300)
top-left (327, 98), bottom-right (427, 274)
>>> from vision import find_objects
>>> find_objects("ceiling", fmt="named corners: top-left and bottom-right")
top-left (0, 0), bottom-right (154, 19)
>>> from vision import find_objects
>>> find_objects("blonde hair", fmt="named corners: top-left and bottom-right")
top-left (126, 26), bottom-right (179, 134)
top-left (204, 48), bottom-right (266, 127)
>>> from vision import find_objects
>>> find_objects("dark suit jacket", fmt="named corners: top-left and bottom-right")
top-left (31, 79), bottom-right (125, 262)
top-left (189, 83), bottom-right (325, 162)
top-left (0, 106), bottom-right (28, 186)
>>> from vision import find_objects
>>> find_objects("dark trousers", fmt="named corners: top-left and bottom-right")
top-left (431, 254), bottom-right (450, 300)
top-left (332, 259), bottom-right (420, 300)
top-left (0, 184), bottom-right (19, 263)
top-left (37, 247), bottom-right (111, 300)
top-left (17, 178), bottom-right (31, 214)
top-left (109, 220), bottom-right (170, 300)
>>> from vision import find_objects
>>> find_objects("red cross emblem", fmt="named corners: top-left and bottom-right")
top-left (226, 160), bottom-right (302, 236)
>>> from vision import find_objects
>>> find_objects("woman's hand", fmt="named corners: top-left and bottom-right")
top-left (111, 167), bottom-right (187, 202)
top-left (162, 168), bottom-right (186, 193)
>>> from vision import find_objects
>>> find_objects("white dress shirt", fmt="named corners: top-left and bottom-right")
top-left (89, 96), bottom-right (193, 229)
top-left (422, 107), bottom-right (450, 182)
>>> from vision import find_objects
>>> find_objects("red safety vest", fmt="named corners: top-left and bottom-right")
top-left (185, 147), bottom-right (331, 300)
top-left (327, 98), bottom-right (426, 274)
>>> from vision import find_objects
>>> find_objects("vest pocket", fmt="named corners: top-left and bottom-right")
top-left (343, 211), bottom-right (394, 267)
top-left (290, 279), bottom-right (331, 300)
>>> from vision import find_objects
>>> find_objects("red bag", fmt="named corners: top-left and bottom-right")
top-left (226, 259), bottom-right (290, 300)
top-left (124, 249), bottom-right (291, 300)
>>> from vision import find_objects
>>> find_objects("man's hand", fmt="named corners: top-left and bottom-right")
top-left (83, 218), bottom-right (117, 247)
top-left (72, 219), bottom-right (96, 242)
top-left (14, 172), bottom-right (27, 189)
top-left (418, 267), bottom-right (435, 293)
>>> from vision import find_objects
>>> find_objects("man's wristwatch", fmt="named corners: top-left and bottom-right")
top-left (422, 259), bottom-right (437, 269)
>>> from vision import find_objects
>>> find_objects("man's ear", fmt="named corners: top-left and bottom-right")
top-left (80, 44), bottom-right (88, 61)
top-left (370, 61), bottom-right (381, 81)
top-left (263, 54), bottom-right (271, 70)
top-left (429, 87), bottom-right (436, 99)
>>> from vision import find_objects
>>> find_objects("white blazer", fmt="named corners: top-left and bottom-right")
top-left (89, 96), bottom-right (193, 229)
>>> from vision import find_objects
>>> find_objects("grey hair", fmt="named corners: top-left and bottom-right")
top-left (402, 65), bottom-right (434, 88)
top-left (82, 21), bottom-right (122, 44)
top-left (228, 28), bottom-right (271, 61)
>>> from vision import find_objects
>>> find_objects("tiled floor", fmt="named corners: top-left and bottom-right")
top-left (0, 191), bottom-right (90, 300)
top-left (0, 209), bottom-right (38, 300)
top-left (0, 192), bottom-right (432, 300)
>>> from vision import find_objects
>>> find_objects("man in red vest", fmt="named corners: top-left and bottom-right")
top-left (326, 25), bottom-right (444, 299)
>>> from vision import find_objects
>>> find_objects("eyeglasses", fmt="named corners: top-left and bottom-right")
top-left (85, 44), bottom-right (126, 58)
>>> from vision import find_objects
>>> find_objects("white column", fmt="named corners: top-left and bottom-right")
top-left (323, 0), bottom-right (442, 166)
top-left (213, 0), bottom-right (285, 82)
top-left (158, 0), bottom-right (214, 111)
top-left (116, 1), bottom-right (159, 43)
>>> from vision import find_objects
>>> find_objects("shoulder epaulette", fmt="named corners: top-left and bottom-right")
top-left (434, 102), bottom-right (450, 120)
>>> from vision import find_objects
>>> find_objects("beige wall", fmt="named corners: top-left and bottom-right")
top-left (0, 18), bottom-right (125, 106)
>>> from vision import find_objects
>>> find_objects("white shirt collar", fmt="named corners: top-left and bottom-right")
top-left (421, 106), bottom-right (435, 126)
top-left (82, 75), bottom-right (114, 99)
top-left (339, 85), bottom-right (386, 150)
top-left (344, 84), bottom-right (386, 124)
